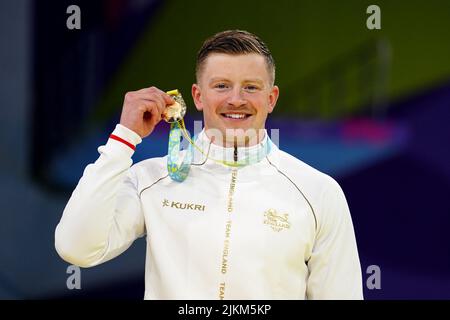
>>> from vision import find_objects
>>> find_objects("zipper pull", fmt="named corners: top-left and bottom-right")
top-left (233, 145), bottom-right (238, 162)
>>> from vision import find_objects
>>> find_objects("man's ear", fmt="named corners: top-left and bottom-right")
top-left (192, 84), bottom-right (203, 111)
top-left (267, 85), bottom-right (279, 114)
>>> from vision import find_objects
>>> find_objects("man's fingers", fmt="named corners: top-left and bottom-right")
top-left (139, 87), bottom-right (176, 105)
top-left (136, 95), bottom-right (165, 115)
top-left (142, 103), bottom-right (161, 128)
top-left (133, 92), bottom-right (173, 114)
top-left (148, 95), bottom-right (167, 115)
top-left (121, 87), bottom-right (174, 138)
top-left (162, 93), bottom-right (175, 105)
top-left (134, 99), bottom-right (160, 121)
top-left (148, 104), bottom-right (161, 127)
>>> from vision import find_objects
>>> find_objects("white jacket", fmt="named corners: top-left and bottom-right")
top-left (55, 124), bottom-right (363, 300)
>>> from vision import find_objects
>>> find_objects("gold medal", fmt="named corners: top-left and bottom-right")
top-left (163, 89), bottom-right (187, 123)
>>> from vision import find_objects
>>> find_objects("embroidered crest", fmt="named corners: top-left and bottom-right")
top-left (263, 209), bottom-right (291, 232)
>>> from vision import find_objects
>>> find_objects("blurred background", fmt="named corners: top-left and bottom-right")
top-left (1, 0), bottom-right (449, 299)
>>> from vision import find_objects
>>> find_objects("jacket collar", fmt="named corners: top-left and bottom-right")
top-left (192, 129), bottom-right (272, 166)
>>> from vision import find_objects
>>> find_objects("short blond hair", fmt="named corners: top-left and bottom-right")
top-left (196, 30), bottom-right (276, 85)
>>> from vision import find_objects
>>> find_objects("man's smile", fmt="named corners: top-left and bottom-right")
top-left (220, 112), bottom-right (253, 121)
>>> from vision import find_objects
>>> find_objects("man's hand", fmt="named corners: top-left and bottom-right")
top-left (119, 87), bottom-right (175, 138)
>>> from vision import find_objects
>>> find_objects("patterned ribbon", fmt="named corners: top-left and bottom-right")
top-left (167, 121), bottom-right (193, 182)
top-left (167, 119), bottom-right (273, 182)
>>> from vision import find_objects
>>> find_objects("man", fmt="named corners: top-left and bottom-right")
top-left (55, 30), bottom-right (363, 299)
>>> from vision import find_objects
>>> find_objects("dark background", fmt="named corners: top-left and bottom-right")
top-left (1, 0), bottom-right (449, 299)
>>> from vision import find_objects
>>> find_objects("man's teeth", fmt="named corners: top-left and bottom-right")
top-left (224, 114), bottom-right (246, 119)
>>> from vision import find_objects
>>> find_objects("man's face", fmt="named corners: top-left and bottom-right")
top-left (192, 53), bottom-right (279, 146)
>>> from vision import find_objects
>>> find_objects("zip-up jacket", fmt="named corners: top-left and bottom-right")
top-left (55, 124), bottom-right (363, 299)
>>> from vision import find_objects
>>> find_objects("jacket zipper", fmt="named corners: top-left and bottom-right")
top-left (218, 168), bottom-right (238, 299)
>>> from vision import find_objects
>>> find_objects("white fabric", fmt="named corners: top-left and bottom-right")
top-left (55, 124), bottom-right (363, 299)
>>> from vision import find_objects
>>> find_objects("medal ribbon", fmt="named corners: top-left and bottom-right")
top-left (167, 118), bottom-right (272, 182)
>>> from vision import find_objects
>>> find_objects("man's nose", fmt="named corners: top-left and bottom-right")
top-left (227, 88), bottom-right (246, 107)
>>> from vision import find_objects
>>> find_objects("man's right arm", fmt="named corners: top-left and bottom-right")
top-left (55, 87), bottom-right (174, 267)
top-left (55, 125), bottom-right (145, 267)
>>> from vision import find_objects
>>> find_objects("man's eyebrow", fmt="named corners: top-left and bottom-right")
top-left (243, 79), bottom-right (264, 85)
top-left (208, 77), bottom-right (264, 84)
top-left (209, 77), bottom-right (229, 83)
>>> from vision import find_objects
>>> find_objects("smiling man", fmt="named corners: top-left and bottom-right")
top-left (193, 44), bottom-right (278, 147)
top-left (55, 30), bottom-right (363, 299)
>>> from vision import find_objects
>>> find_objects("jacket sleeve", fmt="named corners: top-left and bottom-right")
top-left (55, 124), bottom-right (145, 268)
top-left (306, 178), bottom-right (363, 299)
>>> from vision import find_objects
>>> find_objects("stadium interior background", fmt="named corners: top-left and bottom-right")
top-left (1, 0), bottom-right (449, 299)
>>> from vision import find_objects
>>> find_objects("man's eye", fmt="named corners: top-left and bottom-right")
top-left (215, 83), bottom-right (228, 89)
top-left (245, 85), bottom-right (258, 91)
